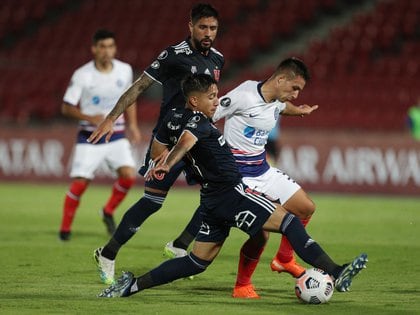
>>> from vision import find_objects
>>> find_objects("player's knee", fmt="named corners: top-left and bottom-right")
top-left (189, 252), bottom-right (212, 274)
top-left (302, 199), bottom-right (315, 218)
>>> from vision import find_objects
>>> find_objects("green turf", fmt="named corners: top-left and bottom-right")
top-left (0, 182), bottom-right (419, 315)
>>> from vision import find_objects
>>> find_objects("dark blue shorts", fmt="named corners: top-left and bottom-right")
top-left (195, 182), bottom-right (276, 243)
top-left (139, 145), bottom-right (198, 191)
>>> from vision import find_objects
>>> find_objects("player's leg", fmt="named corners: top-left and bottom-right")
top-left (59, 143), bottom-right (101, 241)
top-left (271, 188), bottom-right (315, 277)
top-left (263, 205), bottom-right (367, 291)
top-left (232, 230), bottom-right (269, 299)
top-left (241, 168), bottom-right (311, 278)
top-left (94, 160), bottom-right (185, 284)
top-left (98, 216), bottom-right (227, 298)
top-left (101, 139), bottom-right (137, 235)
top-left (164, 204), bottom-right (203, 258)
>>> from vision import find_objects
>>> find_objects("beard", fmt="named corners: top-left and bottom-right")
top-left (192, 37), bottom-right (213, 53)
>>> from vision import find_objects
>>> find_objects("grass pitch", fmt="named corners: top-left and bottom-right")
top-left (0, 182), bottom-right (419, 315)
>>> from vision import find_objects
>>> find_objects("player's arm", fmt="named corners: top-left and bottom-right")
top-left (282, 101), bottom-right (319, 117)
top-left (124, 102), bottom-right (141, 144)
top-left (87, 73), bottom-right (154, 143)
top-left (61, 102), bottom-right (104, 125)
top-left (151, 130), bottom-right (197, 178)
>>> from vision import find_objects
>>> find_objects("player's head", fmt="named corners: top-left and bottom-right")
top-left (270, 57), bottom-right (310, 102)
top-left (91, 29), bottom-right (116, 65)
top-left (189, 3), bottom-right (219, 53)
top-left (182, 73), bottom-right (219, 117)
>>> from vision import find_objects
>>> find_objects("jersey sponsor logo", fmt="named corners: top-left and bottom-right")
top-left (243, 126), bottom-right (256, 138)
top-left (191, 65), bottom-right (197, 73)
top-left (92, 96), bottom-right (100, 105)
top-left (213, 69), bottom-right (220, 82)
top-left (157, 50), bottom-right (168, 60)
top-left (189, 115), bottom-right (201, 123)
top-left (186, 122), bottom-right (197, 129)
top-left (220, 97), bottom-right (231, 107)
top-left (167, 121), bottom-right (181, 130)
top-left (204, 68), bottom-right (211, 75)
top-left (151, 60), bottom-right (160, 69)
top-left (235, 210), bottom-right (257, 229)
top-left (174, 47), bottom-right (193, 55)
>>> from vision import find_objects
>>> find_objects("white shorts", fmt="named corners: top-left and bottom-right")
top-left (242, 167), bottom-right (301, 204)
top-left (69, 138), bottom-right (136, 179)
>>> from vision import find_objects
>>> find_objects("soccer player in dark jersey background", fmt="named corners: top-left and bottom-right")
top-left (97, 73), bottom-right (368, 298)
top-left (88, 3), bottom-right (223, 285)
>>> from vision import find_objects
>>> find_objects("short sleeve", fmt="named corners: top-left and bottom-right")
top-left (63, 70), bottom-right (83, 106)
top-left (213, 89), bottom-right (242, 122)
top-left (144, 48), bottom-right (173, 84)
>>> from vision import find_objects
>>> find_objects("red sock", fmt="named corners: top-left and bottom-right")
top-left (276, 217), bottom-right (311, 262)
top-left (60, 180), bottom-right (88, 232)
top-left (103, 177), bottom-right (135, 215)
top-left (235, 238), bottom-right (266, 287)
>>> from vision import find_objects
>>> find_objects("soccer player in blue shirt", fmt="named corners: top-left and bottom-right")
top-left (88, 3), bottom-right (223, 285)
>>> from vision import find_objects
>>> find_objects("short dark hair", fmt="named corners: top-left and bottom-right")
top-left (275, 57), bottom-right (311, 82)
top-left (92, 29), bottom-right (115, 44)
top-left (190, 3), bottom-right (219, 24)
top-left (181, 73), bottom-right (217, 99)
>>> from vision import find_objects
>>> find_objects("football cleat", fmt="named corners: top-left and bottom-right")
top-left (98, 271), bottom-right (135, 298)
top-left (270, 256), bottom-right (305, 278)
top-left (94, 247), bottom-right (115, 285)
top-left (59, 231), bottom-right (71, 241)
top-left (163, 241), bottom-right (188, 259)
top-left (232, 284), bottom-right (260, 299)
top-left (101, 210), bottom-right (116, 236)
top-left (335, 253), bottom-right (368, 292)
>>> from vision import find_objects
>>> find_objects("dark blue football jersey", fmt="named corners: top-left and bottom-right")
top-left (155, 108), bottom-right (241, 195)
top-left (144, 38), bottom-right (224, 134)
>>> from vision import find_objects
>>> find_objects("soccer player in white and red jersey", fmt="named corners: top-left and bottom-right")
top-left (58, 29), bottom-right (141, 241)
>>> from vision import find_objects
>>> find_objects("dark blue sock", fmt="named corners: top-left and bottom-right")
top-left (135, 253), bottom-right (211, 291)
top-left (281, 213), bottom-right (341, 276)
top-left (101, 192), bottom-right (165, 260)
top-left (173, 205), bottom-right (203, 249)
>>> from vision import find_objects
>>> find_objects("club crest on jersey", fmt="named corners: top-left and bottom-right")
top-left (157, 50), bottom-right (168, 60)
top-left (213, 69), bottom-right (220, 82)
top-left (151, 60), bottom-right (160, 69)
top-left (220, 97), bottom-right (231, 107)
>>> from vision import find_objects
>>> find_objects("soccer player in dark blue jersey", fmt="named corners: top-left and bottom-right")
top-left (88, 3), bottom-right (223, 285)
top-left (97, 73), bottom-right (367, 298)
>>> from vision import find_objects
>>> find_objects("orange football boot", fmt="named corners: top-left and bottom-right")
top-left (270, 256), bottom-right (305, 278)
top-left (232, 284), bottom-right (260, 299)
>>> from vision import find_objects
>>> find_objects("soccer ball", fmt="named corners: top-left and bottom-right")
top-left (295, 268), bottom-right (334, 304)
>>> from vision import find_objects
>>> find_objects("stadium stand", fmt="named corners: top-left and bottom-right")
top-left (0, 0), bottom-right (418, 131)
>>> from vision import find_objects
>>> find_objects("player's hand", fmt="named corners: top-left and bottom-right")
top-left (89, 114), bottom-right (106, 126)
top-left (87, 117), bottom-right (114, 144)
top-left (145, 163), bottom-right (170, 181)
top-left (298, 104), bottom-right (319, 117)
